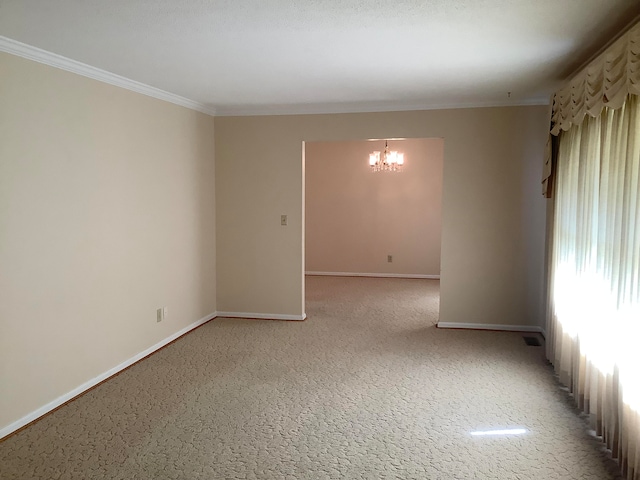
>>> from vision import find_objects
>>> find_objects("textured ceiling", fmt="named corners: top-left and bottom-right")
top-left (0, 0), bottom-right (639, 115)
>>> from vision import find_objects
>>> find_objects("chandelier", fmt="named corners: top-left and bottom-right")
top-left (369, 140), bottom-right (404, 172)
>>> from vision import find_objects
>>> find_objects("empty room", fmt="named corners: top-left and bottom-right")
top-left (2, 1), bottom-right (640, 479)
top-left (305, 137), bottom-right (443, 342)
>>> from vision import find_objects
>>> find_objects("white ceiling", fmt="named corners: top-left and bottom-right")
top-left (0, 0), bottom-right (638, 116)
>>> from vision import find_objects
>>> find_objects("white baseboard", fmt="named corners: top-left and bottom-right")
top-left (437, 322), bottom-right (545, 334)
top-left (0, 311), bottom-right (216, 440)
top-left (215, 311), bottom-right (306, 321)
top-left (306, 271), bottom-right (440, 279)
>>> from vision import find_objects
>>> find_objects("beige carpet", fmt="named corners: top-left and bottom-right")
top-left (0, 276), bottom-right (621, 479)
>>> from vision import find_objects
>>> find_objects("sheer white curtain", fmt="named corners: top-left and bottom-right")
top-left (547, 94), bottom-right (640, 479)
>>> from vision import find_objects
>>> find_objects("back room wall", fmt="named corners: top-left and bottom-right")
top-left (305, 138), bottom-right (443, 277)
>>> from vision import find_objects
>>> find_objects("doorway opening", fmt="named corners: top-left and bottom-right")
top-left (303, 137), bottom-right (444, 321)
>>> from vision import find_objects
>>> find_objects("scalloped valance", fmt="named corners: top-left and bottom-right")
top-left (550, 21), bottom-right (640, 136)
top-left (543, 20), bottom-right (640, 197)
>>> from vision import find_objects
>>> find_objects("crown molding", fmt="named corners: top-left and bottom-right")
top-left (0, 36), bottom-right (216, 117)
top-left (214, 97), bottom-right (551, 117)
top-left (1, 36), bottom-right (550, 118)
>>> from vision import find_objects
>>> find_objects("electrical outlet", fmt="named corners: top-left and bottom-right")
top-left (163, 307), bottom-right (168, 319)
top-left (387, 255), bottom-right (393, 263)
top-left (156, 308), bottom-right (163, 323)
top-left (281, 214), bottom-right (288, 226)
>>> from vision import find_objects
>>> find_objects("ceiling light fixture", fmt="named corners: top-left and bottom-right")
top-left (369, 140), bottom-right (404, 172)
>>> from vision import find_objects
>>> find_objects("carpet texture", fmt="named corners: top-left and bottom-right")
top-left (0, 277), bottom-right (621, 479)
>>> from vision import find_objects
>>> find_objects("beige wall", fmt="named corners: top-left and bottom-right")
top-left (0, 53), bottom-right (216, 431)
top-left (215, 106), bottom-right (549, 325)
top-left (305, 138), bottom-right (443, 276)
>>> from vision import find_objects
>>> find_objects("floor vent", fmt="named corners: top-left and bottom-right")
top-left (523, 336), bottom-right (542, 346)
